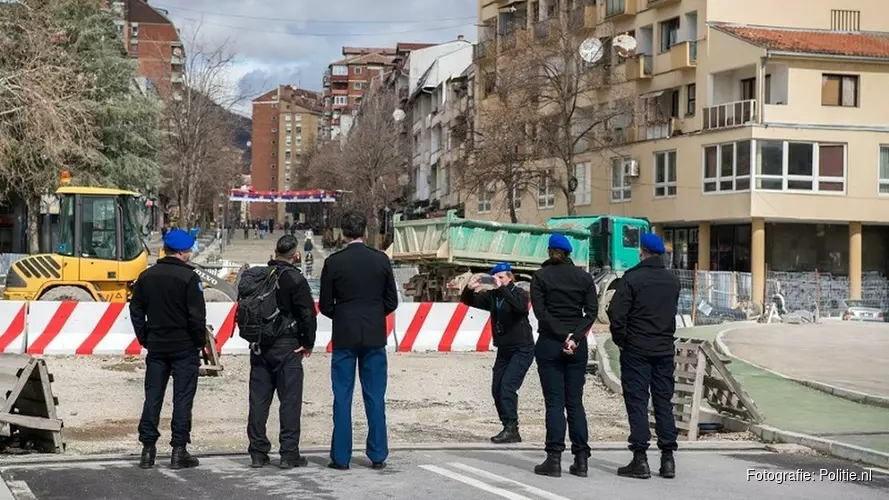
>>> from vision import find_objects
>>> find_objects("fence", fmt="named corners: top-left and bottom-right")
top-left (671, 270), bottom-right (754, 326)
top-left (766, 270), bottom-right (889, 318)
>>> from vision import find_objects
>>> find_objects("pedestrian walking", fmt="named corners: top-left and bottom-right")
top-left (237, 235), bottom-right (318, 469)
top-left (243, 224), bottom-right (249, 240)
top-left (129, 229), bottom-right (205, 470)
top-left (460, 262), bottom-right (534, 444)
top-left (529, 233), bottom-right (597, 478)
top-left (319, 212), bottom-right (398, 470)
top-left (608, 232), bottom-right (681, 480)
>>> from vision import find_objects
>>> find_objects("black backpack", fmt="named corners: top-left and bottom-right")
top-left (236, 266), bottom-right (296, 345)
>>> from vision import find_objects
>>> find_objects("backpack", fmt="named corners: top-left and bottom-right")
top-left (236, 266), bottom-right (296, 345)
top-left (304, 240), bottom-right (313, 252)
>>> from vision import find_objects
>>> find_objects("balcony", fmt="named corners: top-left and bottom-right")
top-left (170, 55), bottom-right (184, 65)
top-left (626, 54), bottom-right (653, 80)
top-left (647, 0), bottom-right (681, 7)
top-left (669, 40), bottom-right (697, 70)
top-left (702, 100), bottom-right (756, 131)
top-left (474, 40), bottom-right (493, 60)
top-left (568, 6), bottom-right (596, 30)
top-left (640, 119), bottom-right (674, 140)
top-left (170, 73), bottom-right (183, 84)
top-left (604, 0), bottom-right (637, 20)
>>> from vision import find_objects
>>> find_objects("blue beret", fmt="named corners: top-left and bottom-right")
top-left (163, 229), bottom-right (196, 252)
top-left (490, 262), bottom-right (512, 275)
top-left (641, 232), bottom-right (666, 254)
top-left (548, 233), bottom-right (573, 253)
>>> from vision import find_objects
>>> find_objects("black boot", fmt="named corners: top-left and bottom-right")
top-left (568, 453), bottom-right (588, 478)
top-left (170, 446), bottom-right (200, 470)
top-left (617, 451), bottom-right (651, 479)
top-left (490, 422), bottom-right (522, 444)
top-left (659, 452), bottom-right (675, 478)
top-left (279, 456), bottom-right (309, 469)
top-left (139, 444), bottom-right (156, 469)
top-left (250, 453), bottom-right (270, 468)
top-left (534, 452), bottom-right (561, 477)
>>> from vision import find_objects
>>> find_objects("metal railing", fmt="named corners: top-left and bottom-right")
top-left (689, 40), bottom-right (698, 63)
top-left (642, 55), bottom-right (653, 76)
top-left (702, 99), bottom-right (756, 131)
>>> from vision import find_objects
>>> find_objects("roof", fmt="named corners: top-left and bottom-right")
top-left (396, 42), bottom-right (436, 53)
top-left (126, 0), bottom-right (173, 25)
top-left (342, 46), bottom-right (397, 56)
top-left (711, 23), bottom-right (889, 59)
top-left (57, 186), bottom-right (141, 197)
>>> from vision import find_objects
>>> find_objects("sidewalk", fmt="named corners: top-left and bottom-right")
top-left (603, 324), bottom-right (889, 454)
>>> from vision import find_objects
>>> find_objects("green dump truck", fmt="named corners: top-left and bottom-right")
top-left (388, 210), bottom-right (650, 324)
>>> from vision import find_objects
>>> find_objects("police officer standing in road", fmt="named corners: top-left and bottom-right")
top-left (530, 234), bottom-right (598, 478)
top-left (130, 229), bottom-right (205, 470)
top-left (461, 262), bottom-right (534, 444)
top-left (608, 232), bottom-right (681, 480)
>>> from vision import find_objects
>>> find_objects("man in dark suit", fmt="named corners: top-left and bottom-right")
top-left (320, 212), bottom-right (398, 470)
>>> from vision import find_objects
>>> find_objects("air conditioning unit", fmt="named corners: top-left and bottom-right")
top-left (623, 159), bottom-right (639, 178)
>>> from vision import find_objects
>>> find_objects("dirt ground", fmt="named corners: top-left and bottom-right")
top-left (41, 352), bottom-right (749, 455)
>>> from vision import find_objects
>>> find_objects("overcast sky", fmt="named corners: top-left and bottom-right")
top-left (152, 0), bottom-right (478, 115)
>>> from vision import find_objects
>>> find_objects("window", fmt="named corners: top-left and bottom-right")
top-left (686, 84), bottom-right (696, 115)
top-left (611, 158), bottom-right (631, 202)
top-left (512, 184), bottom-right (523, 210)
top-left (741, 78), bottom-right (755, 100)
top-left (702, 141), bottom-right (752, 192)
top-left (477, 183), bottom-right (494, 213)
top-left (271, 152), bottom-right (277, 157)
top-left (332, 65), bottom-right (347, 76)
top-left (660, 18), bottom-right (680, 53)
top-left (81, 196), bottom-right (118, 260)
top-left (334, 96), bottom-right (348, 105)
top-left (538, 170), bottom-right (555, 209)
top-left (654, 151), bottom-right (677, 197)
top-left (353, 82), bottom-right (363, 90)
top-left (271, 140), bottom-right (276, 145)
top-left (121, 197), bottom-right (144, 261)
top-left (353, 67), bottom-right (362, 74)
top-left (271, 127), bottom-right (277, 133)
top-left (755, 141), bottom-right (846, 192)
top-left (131, 24), bottom-right (138, 37)
top-left (765, 74), bottom-right (772, 104)
top-left (285, 114), bottom-right (292, 121)
top-left (822, 74), bottom-right (858, 107)
top-left (670, 90), bottom-right (680, 117)
top-left (270, 164), bottom-right (276, 169)
top-left (285, 151), bottom-right (291, 160)
top-left (623, 226), bottom-right (640, 249)
top-left (574, 163), bottom-right (591, 206)
top-left (881, 146), bottom-right (889, 194)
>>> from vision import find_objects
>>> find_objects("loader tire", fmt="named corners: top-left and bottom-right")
top-left (203, 288), bottom-right (233, 303)
top-left (39, 286), bottom-right (95, 302)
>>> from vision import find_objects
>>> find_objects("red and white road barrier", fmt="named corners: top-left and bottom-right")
top-left (0, 301), bottom-right (692, 355)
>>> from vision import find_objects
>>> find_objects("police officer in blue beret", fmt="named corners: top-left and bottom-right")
top-left (130, 229), bottom-right (206, 470)
top-left (608, 232), bottom-right (681, 480)
top-left (530, 233), bottom-right (598, 478)
top-left (461, 262), bottom-right (535, 444)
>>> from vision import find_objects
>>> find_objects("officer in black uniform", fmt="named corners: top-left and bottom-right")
top-left (461, 262), bottom-right (534, 444)
top-left (530, 234), bottom-right (598, 478)
top-left (608, 232), bottom-right (681, 479)
top-left (130, 229), bottom-right (205, 470)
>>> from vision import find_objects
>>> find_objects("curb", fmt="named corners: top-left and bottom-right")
top-left (0, 441), bottom-right (768, 467)
top-left (594, 335), bottom-right (622, 394)
top-left (715, 328), bottom-right (889, 409)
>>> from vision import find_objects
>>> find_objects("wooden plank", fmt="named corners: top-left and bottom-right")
top-left (703, 375), bottom-right (730, 392)
top-left (700, 343), bottom-right (763, 423)
top-left (675, 369), bottom-right (697, 381)
top-left (0, 360), bottom-right (35, 413)
top-left (687, 348), bottom-right (706, 441)
top-left (36, 361), bottom-right (59, 422)
top-left (675, 354), bottom-right (699, 366)
top-left (675, 383), bottom-right (695, 394)
top-left (0, 412), bottom-right (62, 432)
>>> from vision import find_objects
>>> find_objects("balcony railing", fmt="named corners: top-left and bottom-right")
top-left (643, 55), bottom-right (653, 76)
top-left (642, 120), bottom-right (673, 140)
top-left (648, 0), bottom-right (681, 7)
top-left (702, 99), bottom-right (757, 131)
top-left (689, 40), bottom-right (698, 63)
top-left (500, 31), bottom-right (517, 51)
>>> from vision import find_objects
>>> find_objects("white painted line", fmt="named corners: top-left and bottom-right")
top-left (5, 480), bottom-right (36, 500)
top-left (448, 462), bottom-right (572, 500)
top-left (865, 467), bottom-right (889, 475)
top-left (419, 464), bottom-right (534, 500)
top-left (157, 468), bottom-right (188, 482)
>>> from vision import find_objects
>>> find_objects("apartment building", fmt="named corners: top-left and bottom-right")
top-left (250, 86), bottom-right (322, 224)
top-left (406, 39), bottom-right (475, 216)
top-left (473, 0), bottom-right (889, 305)
top-left (110, 0), bottom-right (184, 100)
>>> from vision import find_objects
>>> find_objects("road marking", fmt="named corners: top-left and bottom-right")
top-left (419, 465), bottom-right (534, 500)
top-left (157, 468), bottom-right (187, 482)
top-left (5, 480), bottom-right (36, 500)
top-left (865, 467), bottom-right (889, 475)
top-left (447, 462), bottom-right (572, 500)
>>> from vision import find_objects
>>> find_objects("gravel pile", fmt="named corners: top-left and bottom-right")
top-left (41, 353), bottom-right (750, 455)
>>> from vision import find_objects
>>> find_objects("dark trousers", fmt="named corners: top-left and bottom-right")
top-left (138, 349), bottom-right (200, 447)
top-left (535, 336), bottom-right (590, 456)
top-left (620, 349), bottom-right (678, 452)
top-left (330, 346), bottom-right (388, 466)
top-left (492, 345), bottom-right (534, 425)
top-left (247, 341), bottom-right (305, 459)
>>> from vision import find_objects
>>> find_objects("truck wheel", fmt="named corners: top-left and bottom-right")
top-left (203, 288), bottom-right (233, 302)
top-left (39, 286), bottom-right (94, 302)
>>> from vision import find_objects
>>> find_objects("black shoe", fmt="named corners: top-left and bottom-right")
top-left (617, 451), bottom-right (651, 479)
top-left (139, 444), bottom-right (156, 469)
top-left (659, 452), bottom-right (675, 479)
top-left (569, 453), bottom-right (588, 478)
top-left (328, 461), bottom-right (350, 470)
top-left (534, 452), bottom-right (561, 477)
top-left (170, 446), bottom-right (200, 470)
top-left (250, 453), bottom-right (270, 468)
top-left (279, 456), bottom-right (309, 469)
top-left (371, 462), bottom-right (387, 470)
top-left (490, 422), bottom-right (522, 444)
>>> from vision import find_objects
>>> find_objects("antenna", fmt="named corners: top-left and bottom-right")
top-left (578, 37), bottom-right (604, 64)
top-left (613, 33), bottom-right (638, 58)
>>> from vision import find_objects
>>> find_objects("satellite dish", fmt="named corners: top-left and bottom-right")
top-left (579, 37), bottom-right (604, 64)
top-left (613, 34), bottom-right (638, 58)
top-left (392, 109), bottom-right (406, 122)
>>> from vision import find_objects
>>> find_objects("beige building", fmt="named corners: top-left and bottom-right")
top-left (473, 0), bottom-right (889, 305)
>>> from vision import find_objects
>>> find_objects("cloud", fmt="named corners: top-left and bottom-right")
top-left (153, 0), bottom-right (478, 116)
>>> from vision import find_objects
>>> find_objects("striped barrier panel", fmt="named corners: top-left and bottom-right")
top-left (0, 301), bottom-right (27, 354)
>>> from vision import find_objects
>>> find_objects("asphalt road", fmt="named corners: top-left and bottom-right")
top-left (2, 449), bottom-right (887, 500)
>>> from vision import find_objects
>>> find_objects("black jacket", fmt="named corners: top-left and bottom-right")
top-left (460, 283), bottom-right (533, 349)
top-left (130, 257), bottom-right (206, 354)
top-left (530, 258), bottom-right (598, 343)
top-left (319, 242), bottom-right (398, 350)
top-left (268, 260), bottom-right (318, 350)
top-left (608, 256), bottom-right (681, 357)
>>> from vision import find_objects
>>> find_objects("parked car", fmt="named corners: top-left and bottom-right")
top-left (840, 299), bottom-right (885, 322)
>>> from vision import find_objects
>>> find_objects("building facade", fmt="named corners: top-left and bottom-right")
top-left (250, 86), bottom-right (322, 224)
top-left (472, 0), bottom-right (889, 305)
